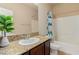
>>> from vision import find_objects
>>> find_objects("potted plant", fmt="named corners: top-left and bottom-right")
top-left (0, 15), bottom-right (14, 47)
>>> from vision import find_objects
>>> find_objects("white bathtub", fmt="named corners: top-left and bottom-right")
top-left (50, 41), bottom-right (79, 55)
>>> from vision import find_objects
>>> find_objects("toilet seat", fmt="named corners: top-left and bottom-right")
top-left (50, 43), bottom-right (60, 50)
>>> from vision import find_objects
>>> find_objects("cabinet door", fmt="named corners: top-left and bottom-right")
top-left (30, 43), bottom-right (44, 55)
top-left (44, 40), bottom-right (50, 55)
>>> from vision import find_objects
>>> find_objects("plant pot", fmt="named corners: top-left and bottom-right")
top-left (0, 36), bottom-right (9, 47)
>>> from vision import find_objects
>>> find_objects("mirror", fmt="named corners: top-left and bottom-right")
top-left (0, 7), bottom-right (13, 16)
top-left (0, 4), bottom-right (38, 36)
top-left (0, 7), bottom-right (14, 36)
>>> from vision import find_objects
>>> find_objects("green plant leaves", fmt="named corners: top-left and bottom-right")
top-left (0, 15), bottom-right (14, 32)
top-left (0, 23), bottom-right (4, 31)
top-left (6, 27), bottom-right (14, 32)
top-left (6, 20), bottom-right (13, 26)
top-left (0, 15), bottom-right (6, 24)
top-left (6, 16), bottom-right (12, 20)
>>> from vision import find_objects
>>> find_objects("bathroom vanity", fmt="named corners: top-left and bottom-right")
top-left (22, 39), bottom-right (50, 55)
top-left (0, 35), bottom-right (50, 55)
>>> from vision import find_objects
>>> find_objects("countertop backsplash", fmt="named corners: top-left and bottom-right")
top-left (0, 32), bottom-right (39, 42)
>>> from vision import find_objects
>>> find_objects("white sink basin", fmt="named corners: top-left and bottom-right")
top-left (19, 38), bottom-right (40, 45)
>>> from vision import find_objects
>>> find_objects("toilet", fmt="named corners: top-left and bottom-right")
top-left (50, 42), bottom-right (60, 55)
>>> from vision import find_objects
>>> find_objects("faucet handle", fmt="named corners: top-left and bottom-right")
top-left (21, 34), bottom-right (26, 39)
top-left (27, 34), bottom-right (30, 38)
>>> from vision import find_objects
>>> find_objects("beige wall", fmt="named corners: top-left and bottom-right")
top-left (38, 4), bottom-right (52, 35)
top-left (0, 3), bottom-right (38, 35)
top-left (52, 3), bottom-right (79, 18)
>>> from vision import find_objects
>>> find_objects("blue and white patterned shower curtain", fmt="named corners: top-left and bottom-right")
top-left (47, 11), bottom-right (53, 39)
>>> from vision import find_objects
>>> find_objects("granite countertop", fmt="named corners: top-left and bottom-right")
top-left (0, 35), bottom-right (48, 55)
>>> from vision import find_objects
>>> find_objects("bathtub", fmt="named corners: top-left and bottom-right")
top-left (50, 41), bottom-right (79, 55)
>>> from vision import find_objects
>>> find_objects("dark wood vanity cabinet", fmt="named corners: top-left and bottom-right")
top-left (21, 40), bottom-right (50, 55)
top-left (44, 40), bottom-right (50, 55)
top-left (30, 43), bottom-right (44, 55)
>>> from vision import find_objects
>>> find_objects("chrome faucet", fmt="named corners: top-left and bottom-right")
top-left (27, 34), bottom-right (30, 39)
top-left (21, 34), bottom-right (27, 39)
